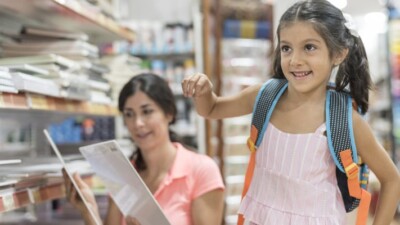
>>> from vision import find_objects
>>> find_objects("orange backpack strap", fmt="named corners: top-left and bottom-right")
top-left (327, 90), bottom-right (371, 225)
top-left (238, 150), bottom-right (256, 225)
top-left (340, 150), bottom-right (371, 225)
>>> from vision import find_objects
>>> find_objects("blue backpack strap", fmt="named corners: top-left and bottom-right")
top-left (326, 90), bottom-right (358, 172)
top-left (326, 90), bottom-right (371, 222)
top-left (248, 79), bottom-right (288, 151)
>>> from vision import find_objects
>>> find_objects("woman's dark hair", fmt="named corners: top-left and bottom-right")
top-left (272, 0), bottom-right (372, 114)
top-left (118, 73), bottom-right (179, 171)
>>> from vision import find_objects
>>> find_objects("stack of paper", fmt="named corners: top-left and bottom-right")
top-left (0, 24), bottom-right (114, 104)
top-left (12, 72), bottom-right (60, 97)
top-left (0, 25), bottom-right (97, 60)
top-left (0, 66), bottom-right (17, 93)
top-left (79, 60), bottom-right (112, 104)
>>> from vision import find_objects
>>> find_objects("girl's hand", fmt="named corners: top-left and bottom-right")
top-left (62, 169), bottom-right (98, 214)
top-left (126, 216), bottom-right (142, 225)
top-left (181, 73), bottom-right (213, 98)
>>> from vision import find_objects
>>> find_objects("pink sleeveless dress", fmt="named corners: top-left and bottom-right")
top-left (238, 123), bottom-right (346, 225)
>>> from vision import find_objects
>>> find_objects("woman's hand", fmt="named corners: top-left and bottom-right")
top-left (125, 216), bottom-right (142, 225)
top-left (62, 169), bottom-right (98, 214)
top-left (181, 73), bottom-right (213, 98)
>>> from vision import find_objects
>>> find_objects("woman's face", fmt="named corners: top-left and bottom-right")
top-left (122, 91), bottom-right (172, 151)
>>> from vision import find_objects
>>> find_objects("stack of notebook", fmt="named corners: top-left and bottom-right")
top-left (0, 26), bottom-right (98, 60)
top-left (0, 66), bottom-right (17, 93)
top-left (0, 26), bottom-right (113, 103)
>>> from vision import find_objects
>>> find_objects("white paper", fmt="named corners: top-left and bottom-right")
top-left (79, 140), bottom-right (170, 225)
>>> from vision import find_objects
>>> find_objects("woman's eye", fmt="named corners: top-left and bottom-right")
top-left (123, 111), bottom-right (134, 118)
top-left (305, 44), bottom-right (316, 51)
top-left (143, 109), bottom-right (153, 115)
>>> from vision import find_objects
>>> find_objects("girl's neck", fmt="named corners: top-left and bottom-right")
top-left (140, 141), bottom-right (177, 177)
top-left (285, 85), bottom-right (327, 104)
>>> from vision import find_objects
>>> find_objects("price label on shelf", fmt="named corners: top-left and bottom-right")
top-left (28, 94), bottom-right (49, 110)
top-left (2, 193), bottom-right (15, 211)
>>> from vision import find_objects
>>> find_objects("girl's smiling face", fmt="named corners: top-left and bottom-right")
top-left (279, 21), bottom-right (346, 94)
top-left (122, 91), bottom-right (172, 151)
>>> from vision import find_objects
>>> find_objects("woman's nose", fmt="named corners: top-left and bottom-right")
top-left (134, 116), bottom-right (145, 127)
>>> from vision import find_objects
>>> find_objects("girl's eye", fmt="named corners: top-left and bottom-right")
top-left (305, 44), bottom-right (316, 51)
top-left (280, 45), bottom-right (290, 52)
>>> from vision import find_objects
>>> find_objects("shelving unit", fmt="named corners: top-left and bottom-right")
top-left (206, 1), bottom-right (273, 224)
top-left (0, 174), bottom-right (95, 213)
top-left (0, 0), bottom-right (135, 45)
top-left (0, 92), bottom-right (118, 116)
top-left (388, 5), bottom-right (400, 171)
top-left (0, 1), bottom-right (134, 222)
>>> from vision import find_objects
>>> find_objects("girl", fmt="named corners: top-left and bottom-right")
top-left (65, 73), bottom-right (225, 225)
top-left (182, 0), bottom-right (400, 224)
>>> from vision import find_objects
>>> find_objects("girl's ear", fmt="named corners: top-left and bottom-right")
top-left (335, 48), bottom-right (349, 65)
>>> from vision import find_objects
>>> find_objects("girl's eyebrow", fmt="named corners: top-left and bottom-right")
top-left (280, 39), bottom-right (322, 45)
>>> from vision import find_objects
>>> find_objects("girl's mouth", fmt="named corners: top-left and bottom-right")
top-left (292, 71), bottom-right (312, 78)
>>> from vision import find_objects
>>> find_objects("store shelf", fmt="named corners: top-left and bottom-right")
top-left (0, 175), bottom-right (94, 213)
top-left (0, 92), bottom-right (118, 116)
top-left (132, 52), bottom-right (195, 60)
top-left (0, 0), bottom-right (135, 44)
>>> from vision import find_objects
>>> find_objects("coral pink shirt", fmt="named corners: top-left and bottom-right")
top-left (123, 142), bottom-right (225, 225)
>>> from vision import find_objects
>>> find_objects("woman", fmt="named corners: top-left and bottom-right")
top-left (65, 73), bottom-right (225, 225)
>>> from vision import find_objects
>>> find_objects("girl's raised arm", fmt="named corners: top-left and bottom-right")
top-left (182, 73), bottom-right (261, 119)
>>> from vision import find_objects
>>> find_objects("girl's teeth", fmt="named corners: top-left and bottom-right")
top-left (294, 72), bottom-right (310, 77)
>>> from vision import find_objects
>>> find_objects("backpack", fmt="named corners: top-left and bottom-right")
top-left (238, 78), bottom-right (371, 225)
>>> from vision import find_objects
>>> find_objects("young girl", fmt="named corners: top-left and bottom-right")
top-left (64, 73), bottom-right (225, 225)
top-left (182, 0), bottom-right (400, 224)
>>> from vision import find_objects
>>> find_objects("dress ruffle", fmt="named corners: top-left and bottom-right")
top-left (238, 195), bottom-right (344, 225)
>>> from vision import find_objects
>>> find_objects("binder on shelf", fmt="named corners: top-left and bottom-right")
top-left (0, 40), bottom-right (98, 53)
top-left (0, 54), bottom-right (81, 71)
top-left (223, 19), bottom-right (271, 39)
top-left (21, 26), bottom-right (89, 41)
top-left (7, 64), bottom-right (50, 77)
top-left (0, 85), bottom-right (18, 94)
top-left (12, 72), bottom-right (61, 97)
top-left (0, 78), bottom-right (14, 87)
top-left (0, 48), bottom-right (99, 60)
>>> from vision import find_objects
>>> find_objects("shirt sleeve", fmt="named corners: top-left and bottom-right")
top-left (190, 154), bottom-right (225, 200)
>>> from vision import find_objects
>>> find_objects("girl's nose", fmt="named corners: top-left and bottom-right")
top-left (289, 51), bottom-right (303, 66)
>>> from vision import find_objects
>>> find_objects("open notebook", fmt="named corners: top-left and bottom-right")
top-left (43, 129), bottom-right (102, 225)
top-left (79, 140), bottom-right (171, 225)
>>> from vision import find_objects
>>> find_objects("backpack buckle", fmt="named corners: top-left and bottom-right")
top-left (344, 163), bottom-right (359, 180)
top-left (247, 137), bottom-right (256, 152)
